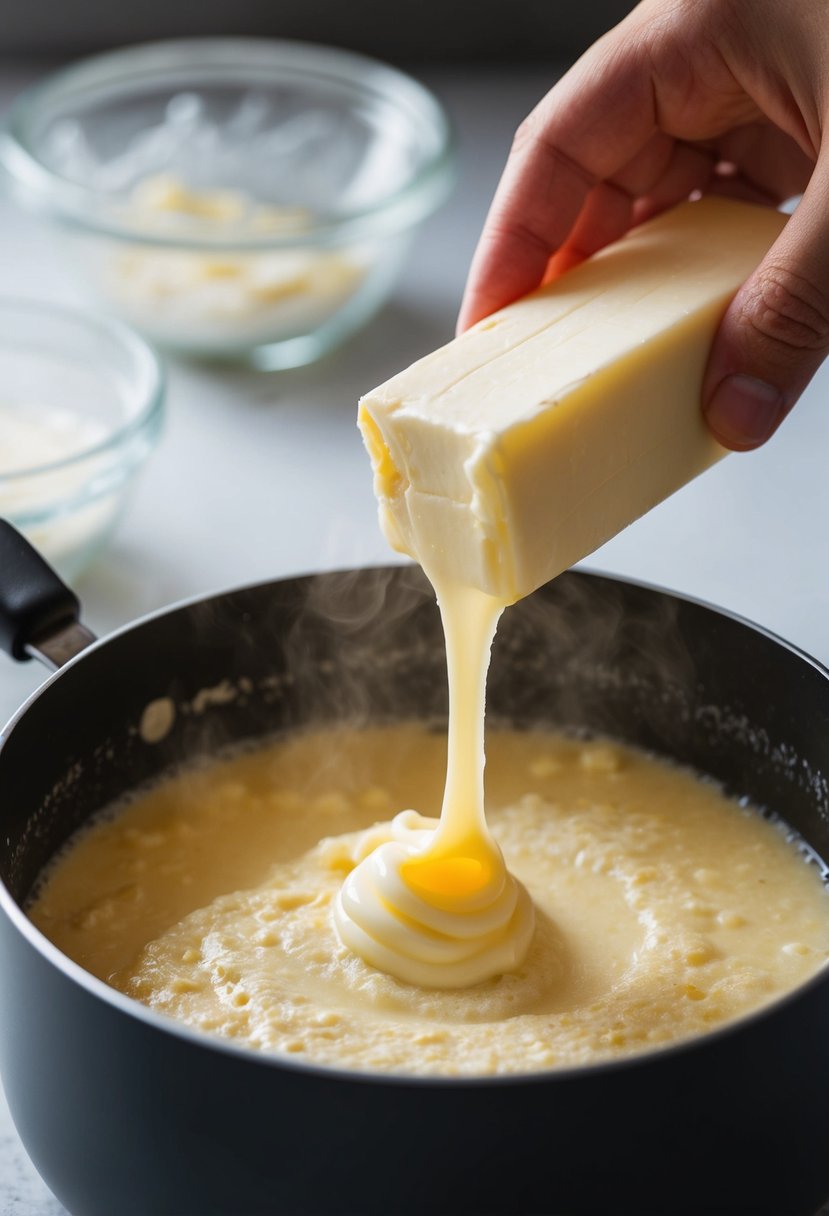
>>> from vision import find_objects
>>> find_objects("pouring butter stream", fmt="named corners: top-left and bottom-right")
top-left (336, 198), bottom-right (787, 989)
top-left (334, 582), bottom-right (534, 987)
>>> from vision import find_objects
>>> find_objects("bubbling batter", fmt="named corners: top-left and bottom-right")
top-left (30, 724), bottom-right (829, 1076)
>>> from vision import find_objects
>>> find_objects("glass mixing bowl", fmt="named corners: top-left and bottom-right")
top-left (0, 300), bottom-right (164, 579)
top-left (0, 39), bottom-right (455, 369)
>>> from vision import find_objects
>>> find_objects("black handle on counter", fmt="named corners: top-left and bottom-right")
top-left (0, 520), bottom-right (89, 664)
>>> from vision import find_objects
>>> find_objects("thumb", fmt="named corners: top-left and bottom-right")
top-left (703, 173), bottom-right (829, 452)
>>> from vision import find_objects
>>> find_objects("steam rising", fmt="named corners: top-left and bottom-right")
top-left (162, 564), bottom-right (704, 775)
top-left (490, 570), bottom-right (697, 745)
top-left (15, 563), bottom-right (829, 911)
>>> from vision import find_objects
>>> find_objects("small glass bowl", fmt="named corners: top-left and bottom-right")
top-left (0, 300), bottom-right (164, 579)
top-left (1, 39), bottom-right (455, 369)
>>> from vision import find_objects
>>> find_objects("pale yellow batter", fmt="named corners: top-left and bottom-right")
top-left (30, 724), bottom-right (829, 1076)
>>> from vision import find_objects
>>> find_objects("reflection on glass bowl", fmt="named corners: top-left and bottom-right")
top-left (1, 39), bottom-right (455, 369)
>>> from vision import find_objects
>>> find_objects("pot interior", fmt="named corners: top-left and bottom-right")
top-left (3, 565), bottom-right (829, 906)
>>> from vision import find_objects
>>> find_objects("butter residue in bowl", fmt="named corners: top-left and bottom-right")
top-left (0, 400), bottom-right (107, 474)
top-left (105, 174), bottom-right (363, 350)
top-left (0, 299), bottom-right (163, 576)
top-left (0, 401), bottom-right (119, 571)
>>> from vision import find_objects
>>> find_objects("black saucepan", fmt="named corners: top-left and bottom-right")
top-left (1, 519), bottom-right (829, 1216)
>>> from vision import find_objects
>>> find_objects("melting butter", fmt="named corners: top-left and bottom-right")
top-left (345, 198), bottom-right (788, 989)
top-left (358, 199), bottom-right (786, 603)
top-left (333, 584), bottom-right (534, 988)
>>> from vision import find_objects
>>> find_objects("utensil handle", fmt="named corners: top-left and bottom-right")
top-left (0, 520), bottom-right (96, 667)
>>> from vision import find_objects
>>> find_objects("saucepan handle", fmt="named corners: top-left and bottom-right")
top-left (0, 519), bottom-right (97, 669)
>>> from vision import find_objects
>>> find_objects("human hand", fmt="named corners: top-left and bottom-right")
top-left (458, 0), bottom-right (829, 451)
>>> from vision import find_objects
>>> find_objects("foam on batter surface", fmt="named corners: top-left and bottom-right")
top-left (30, 725), bottom-right (829, 1076)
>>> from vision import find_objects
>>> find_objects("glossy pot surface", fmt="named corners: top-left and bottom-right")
top-left (2, 565), bottom-right (829, 1216)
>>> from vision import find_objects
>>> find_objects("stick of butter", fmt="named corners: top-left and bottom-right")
top-left (359, 198), bottom-right (786, 603)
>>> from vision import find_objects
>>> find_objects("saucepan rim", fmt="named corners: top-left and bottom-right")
top-left (2, 561), bottom-right (829, 1090)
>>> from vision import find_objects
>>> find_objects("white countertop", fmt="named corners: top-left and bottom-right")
top-left (2, 62), bottom-right (829, 1216)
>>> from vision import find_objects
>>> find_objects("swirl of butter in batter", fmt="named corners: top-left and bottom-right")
top-left (334, 810), bottom-right (535, 989)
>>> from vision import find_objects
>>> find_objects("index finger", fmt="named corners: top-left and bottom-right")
top-left (457, 17), bottom-right (660, 331)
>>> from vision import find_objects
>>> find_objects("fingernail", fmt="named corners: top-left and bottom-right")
top-left (704, 374), bottom-right (787, 450)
